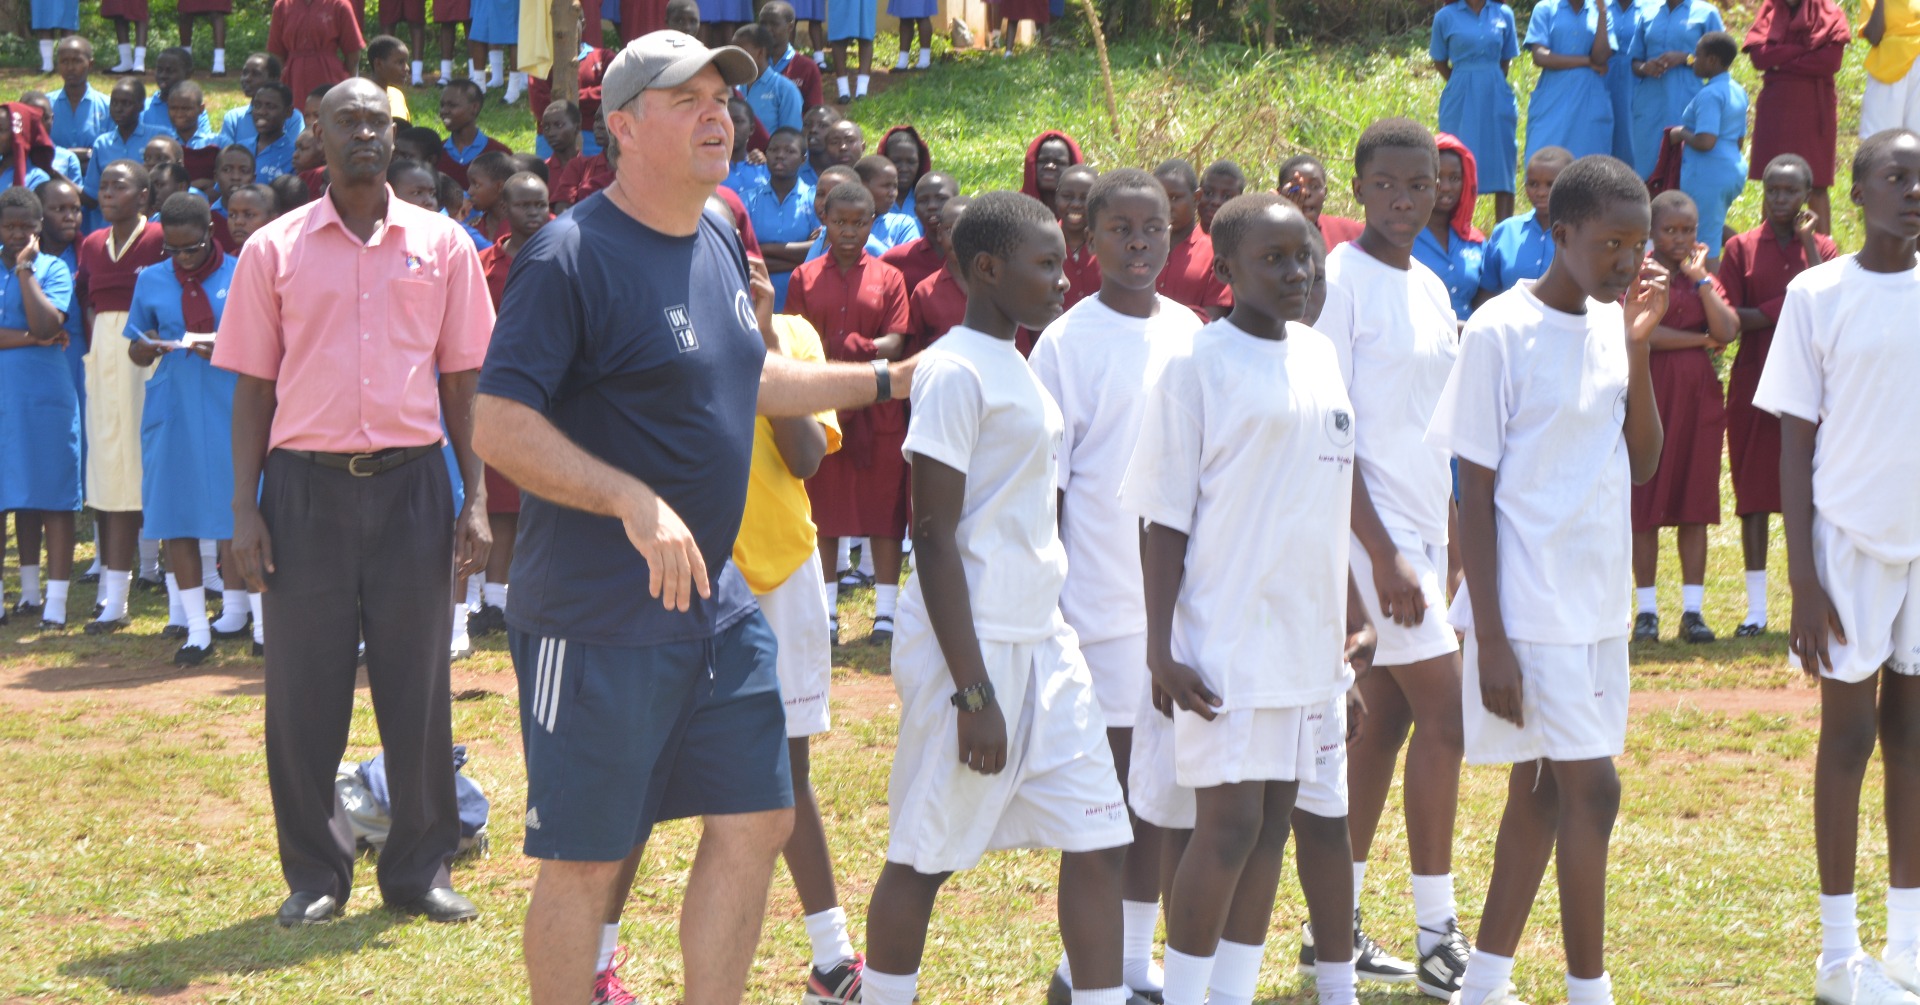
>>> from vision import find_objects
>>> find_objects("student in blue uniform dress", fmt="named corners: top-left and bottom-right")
top-left (0, 186), bottom-right (80, 630)
top-left (30, 0), bottom-right (78, 73)
top-left (83, 79), bottom-right (162, 229)
top-left (1629, 0), bottom-right (1724, 178)
top-left (1522, 0), bottom-right (1613, 163)
top-left (1415, 133), bottom-right (1489, 319)
top-left (141, 49), bottom-right (212, 136)
top-left (244, 83), bottom-right (298, 184)
top-left (123, 193), bottom-right (248, 666)
top-left (744, 127), bottom-right (819, 309)
top-left (48, 38), bottom-right (110, 170)
top-left (1603, 0), bottom-right (1643, 167)
top-left (1478, 145), bottom-right (1572, 296)
top-left (216, 54), bottom-right (306, 149)
top-left (1431, 0), bottom-right (1521, 221)
top-left (1674, 31), bottom-right (1749, 264)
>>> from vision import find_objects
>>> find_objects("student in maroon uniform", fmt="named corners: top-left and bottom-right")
top-left (1153, 158), bottom-right (1230, 320)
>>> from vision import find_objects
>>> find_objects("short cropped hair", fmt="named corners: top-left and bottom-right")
top-left (443, 78), bottom-right (484, 105)
top-left (512, 153), bottom-right (549, 183)
top-left (732, 22), bottom-right (775, 52)
top-left (0, 185), bottom-right (42, 218)
top-left (228, 182), bottom-right (277, 210)
top-left (366, 35), bottom-right (407, 64)
top-left (469, 150), bottom-right (517, 183)
top-left (548, 99), bottom-right (581, 124)
top-left (504, 171), bottom-right (548, 198)
top-left (220, 142), bottom-right (257, 165)
top-left (1547, 155), bottom-right (1649, 231)
top-left (1698, 30), bottom-right (1738, 68)
top-left (1153, 158), bottom-right (1198, 193)
top-left (1209, 192), bottom-right (1299, 260)
top-left (1764, 152), bottom-right (1814, 186)
top-left (388, 158), bottom-right (436, 186)
top-left (1203, 159), bottom-right (1245, 182)
top-left (269, 172), bottom-right (311, 212)
top-left (1277, 153), bottom-right (1325, 182)
top-left (159, 190), bottom-right (212, 229)
top-left (256, 81), bottom-right (295, 110)
top-left (952, 189), bottom-right (1056, 281)
top-left (769, 126), bottom-right (803, 146)
top-left (1354, 116), bottom-right (1437, 176)
top-left (824, 180), bottom-right (875, 215)
top-left (1528, 145), bottom-right (1575, 173)
top-left (1649, 188), bottom-right (1697, 221)
top-left (1087, 167), bottom-right (1167, 229)
top-left (150, 162), bottom-right (190, 189)
top-left (1854, 129), bottom-right (1919, 190)
top-left (853, 155), bottom-right (895, 183)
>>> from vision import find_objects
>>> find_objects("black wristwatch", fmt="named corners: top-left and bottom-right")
top-left (951, 680), bottom-right (994, 713)
top-left (872, 359), bottom-right (892, 403)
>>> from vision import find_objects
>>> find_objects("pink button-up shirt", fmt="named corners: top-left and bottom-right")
top-left (213, 186), bottom-right (494, 453)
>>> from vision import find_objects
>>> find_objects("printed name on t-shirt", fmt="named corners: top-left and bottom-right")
top-left (666, 304), bottom-right (698, 352)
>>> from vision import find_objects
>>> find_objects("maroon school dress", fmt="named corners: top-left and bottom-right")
top-left (1157, 226), bottom-right (1230, 320)
top-left (101, 0), bottom-right (149, 18)
top-left (880, 236), bottom-right (943, 298)
top-left (907, 266), bottom-right (965, 353)
top-left (1319, 213), bottom-right (1364, 249)
top-left (268, 0), bottom-right (365, 115)
top-left (434, 0), bottom-right (470, 23)
top-left (180, 0), bottom-right (233, 14)
top-left (1062, 239), bottom-right (1099, 308)
top-left (1717, 224), bottom-right (1838, 515)
top-left (1744, 0), bottom-right (1850, 186)
top-left (1631, 273), bottom-right (1729, 531)
top-left (789, 252), bottom-right (911, 539)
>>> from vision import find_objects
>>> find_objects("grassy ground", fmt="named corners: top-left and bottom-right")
top-left (0, 12), bottom-right (1888, 1004)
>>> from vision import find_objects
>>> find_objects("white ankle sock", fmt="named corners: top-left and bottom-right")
top-left (1682, 583), bottom-right (1704, 613)
top-left (451, 602), bottom-right (469, 648)
top-left (483, 582), bottom-right (508, 610)
top-left (861, 967), bottom-right (918, 1005)
top-left (440, 58), bottom-right (453, 80)
top-left (465, 574), bottom-right (484, 609)
top-left (1122, 899), bottom-right (1162, 992)
top-left (803, 906), bottom-right (856, 972)
top-left (1205, 939), bottom-right (1263, 1005)
top-left (40, 39), bottom-right (54, 72)
top-left (98, 569), bottom-right (131, 622)
top-left (917, 47), bottom-right (930, 68)
top-left (488, 50), bottom-right (505, 86)
top-left (19, 565), bottom-right (40, 605)
top-left (835, 536), bottom-right (852, 572)
top-left (1161, 947), bottom-right (1213, 1005)
top-left (165, 573), bottom-right (185, 627)
top-left (183, 586), bottom-right (210, 648)
top-left (249, 591), bottom-right (265, 644)
top-left (133, 46), bottom-right (146, 71)
top-left (1071, 988), bottom-right (1126, 1005)
top-left (856, 73), bottom-right (870, 95)
top-left (116, 43), bottom-right (132, 68)
top-left (214, 589), bottom-right (250, 631)
top-left (1459, 949), bottom-right (1516, 1005)
top-left (1412, 873), bottom-right (1456, 954)
top-left (1635, 586), bottom-right (1656, 614)
top-left (1351, 860), bottom-right (1367, 902)
top-left (1745, 570), bottom-right (1768, 625)
top-left (895, 51), bottom-right (908, 69)
top-left (44, 580), bottom-right (68, 625)
top-left (1566, 972), bottom-right (1612, 1005)
top-left (412, 59), bottom-right (425, 84)
top-left (1315, 959), bottom-right (1358, 1005)
top-left (858, 540), bottom-right (875, 576)
top-left (138, 537), bottom-right (160, 580)
top-left (212, 48), bottom-right (225, 73)
top-left (875, 583), bottom-right (898, 620)
top-left (468, 58), bottom-right (485, 83)
top-left (1891, 888), bottom-right (1920, 957)
top-left (596, 922), bottom-right (619, 971)
top-left (200, 540), bottom-right (222, 593)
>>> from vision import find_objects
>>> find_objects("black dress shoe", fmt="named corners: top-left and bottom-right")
top-left (160, 624), bottom-right (189, 639)
top-left (12, 599), bottom-right (40, 616)
top-left (1631, 612), bottom-right (1658, 642)
top-left (84, 618), bottom-right (127, 635)
top-left (212, 614), bottom-right (253, 640)
top-left (394, 887), bottom-right (478, 923)
top-left (135, 576), bottom-right (165, 594)
top-left (173, 642), bottom-right (212, 666)
top-left (277, 891), bottom-right (340, 927)
top-left (252, 641), bottom-right (264, 656)
top-left (39, 619), bottom-right (67, 632)
top-left (1680, 611), bottom-right (1717, 644)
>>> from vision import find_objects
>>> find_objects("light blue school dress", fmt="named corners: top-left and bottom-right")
top-left (1414, 227), bottom-right (1487, 318)
top-left (743, 177), bottom-right (817, 309)
top-left (217, 104), bottom-right (305, 148)
top-left (0, 254), bottom-right (81, 513)
top-left (53, 243), bottom-right (84, 409)
top-left (876, 208), bottom-right (920, 248)
top-left (48, 86), bottom-right (110, 153)
top-left (141, 93), bottom-right (212, 136)
top-left (804, 231), bottom-right (887, 263)
top-left (1604, 0), bottom-right (1643, 166)
top-left (826, 0), bottom-right (877, 42)
top-left (251, 129), bottom-right (297, 182)
top-left (123, 253), bottom-right (238, 541)
top-left (1680, 71), bottom-right (1749, 259)
top-left (725, 160), bottom-right (770, 195)
top-left (1629, 0), bottom-right (1723, 178)
top-left (30, 0), bottom-right (78, 32)
top-left (1523, 0), bottom-right (1613, 162)
top-left (1478, 208), bottom-right (1554, 294)
top-left (1432, 1), bottom-right (1521, 195)
top-left (48, 148), bottom-right (81, 184)
top-left (743, 68), bottom-right (804, 135)
top-left (699, 0), bottom-right (753, 23)
top-left (888, 0), bottom-right (937, 18)
top-left (470, 0), bottom-right (520, 45)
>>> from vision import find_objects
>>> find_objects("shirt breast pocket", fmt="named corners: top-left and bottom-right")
top-left (388, 277), bottom-right (445, 352)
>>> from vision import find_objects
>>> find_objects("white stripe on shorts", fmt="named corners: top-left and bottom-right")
top-left (544, 640), bottom-right (566, 733)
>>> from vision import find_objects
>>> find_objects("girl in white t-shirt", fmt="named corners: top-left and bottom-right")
top-left (1122, 194), bottom-right (1375, 1005)
top-left (1756, 128), bottom-right (1920, 1005)
top-left (1425, 155), bottom-right (1668, 1005)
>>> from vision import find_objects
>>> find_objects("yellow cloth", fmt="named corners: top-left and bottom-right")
top-left (83, 310), bottom-right (149, 512)
top-left (733, 315), bottom-right (843, 594)
top-left (518, 0), bottom-right (555, 79)
top-left (1864, 0), bottom-right (1920, 84)
top-left (387, 85), bottom-right (412, 123)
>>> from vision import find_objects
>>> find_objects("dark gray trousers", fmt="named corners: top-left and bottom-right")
top-left (261, 447), bottom-right (458, 905)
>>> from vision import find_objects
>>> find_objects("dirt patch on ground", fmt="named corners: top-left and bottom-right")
top-left (1631, 686), bottom-right (1819, 719)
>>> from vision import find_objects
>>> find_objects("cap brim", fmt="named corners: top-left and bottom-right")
top-left (653, 45), bottom-right (759, 90)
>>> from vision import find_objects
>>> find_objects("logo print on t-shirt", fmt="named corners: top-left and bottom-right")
top-left (666, 304), bottom-right (698, 353)
top-left (733, 289), bottom-right (759, 335)
top-left (1325, 408), bottom-right (1355, 448)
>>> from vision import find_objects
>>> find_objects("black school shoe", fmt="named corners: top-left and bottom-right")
top-left (161, 624), bottom-right (189, 640)
top-left (1680, 611), bottom-right (1717, 644)
top-left (1297, 910), bottom-right (1417, 984)
top-left (1631, 612), bottom-right (1659, 642)
top-left (84, 618), bottom-right (127, 635)
top-left (868, 614), bottom-right (894, 645)
top-left (11, 599), bottom-right (39, 617)
top-left (1735, 621), bottom-right (1766, 638)
top-left (173, 642), bottom-right (213, 667)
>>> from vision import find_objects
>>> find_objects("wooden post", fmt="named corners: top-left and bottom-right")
top-left (1075, 0), bottom-right (1122, 141)
top-left (1263, 0), bottom-right (1274, 48)
top-left (553, 0), bottom-right (582, 101)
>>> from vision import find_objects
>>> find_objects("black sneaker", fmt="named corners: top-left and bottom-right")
top-left (1632, 611), bottom-right (1659, 642)
top-left (1735, 621), bottom-right (1765, 637)
top-left (805, 954), bottom-right (864, 1005)
top-left (1415, 919), bottom-right (1471, 999)
top-left (1680, 611), bottom-right (1716, 644)
top-left (1298, 913), bottom-right (1417, 984)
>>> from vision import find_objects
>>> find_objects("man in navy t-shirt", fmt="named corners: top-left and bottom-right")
top-left (473, 31), bottom-right (919, 1005)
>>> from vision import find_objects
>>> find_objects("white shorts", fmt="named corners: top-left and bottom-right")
top-left (885, 600), bottom-right (1132, 874)
top-left (760, 552), bottom-right (832, 738)
top-left (1462, 634), bottom-right (1629, 764)
top-left (1082, 632), bottom-right (1146, 729)
top-left (1862, 61), bottom-right (1920, 138)
top-left (1796, 517), bottom-right (1920, 684)
top-left (1350, 528), bottom-right (1460, 667)
top-left (1128, 685), bottom-right (1348, 827)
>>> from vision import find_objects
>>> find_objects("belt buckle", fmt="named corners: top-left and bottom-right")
top-left (346, 452), bottom-right (381, 477)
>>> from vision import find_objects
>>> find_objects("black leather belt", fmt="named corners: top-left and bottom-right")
top-left (281, 444), bottom-right (439, 477)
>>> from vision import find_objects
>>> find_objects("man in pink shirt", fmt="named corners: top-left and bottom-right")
top-left (213, 77), bottom-right (493, 929)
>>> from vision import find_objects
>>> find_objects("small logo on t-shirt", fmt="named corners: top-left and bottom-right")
top-left (1325, 408), bottom-right (1355, 448)
top-left (734, 289), bottom-right (759, 335)
top-left (666, 304), bottom-right (698, 352)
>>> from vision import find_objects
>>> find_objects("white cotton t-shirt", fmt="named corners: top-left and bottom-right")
top-left (1425, 281), bottom-right (1633, 645)
top-left (900, 325), bottom-right (1069, 644)
top-left (1753, 256), bottom-right (1920, 565)
top-left (1119, 319), bottom-right (1356, 710)
top-left (1319, 242), bottom-right (1460, 546)
top-left (1029, 294), bottom-right (1203, 645)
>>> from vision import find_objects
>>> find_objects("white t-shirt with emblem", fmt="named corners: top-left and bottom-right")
top-left (1318, 242), bottom-right (1460, 546)
top-left (1424, 281), bottom-right (1632, 645)
top-left (1119, 319), bottom-right (1356, 710)
top-left (1029, 294), bottom-right (1202, 646)
top-left (900, 325), bottom-right (1069, 645)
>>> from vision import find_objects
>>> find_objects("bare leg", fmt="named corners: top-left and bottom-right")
top-left (40, 511), bottom-right (73, 580)
top-left (1345, 670), bottom-right (1413, 863)
top-left (1631, 529), bottom-right (1658, 589)
top-left (1547, 757), bottom-right (1620, 979)
top-left (783, 737), bottom-right (840, 915)
top-left (1741, 512), bottom-right (1769, 573)
top-left (1166, 780), bottom-right (1297, 956)
top-left (178, 14), bottom-right (193, 47)
top-left (15, 512), bottom-right (42, 582)
top-left (102, 510), bottom-right (140, 571)
top-left (1396, 655), bottom-right (1466, 876)
top-left (1676, 523), bottom-right (1708, 588)
top-left (682, 808), bottom-right (793, 1005)
top-left (114, 16), bottom-right (130, 46)
top-left (167, 538), bottom-right (202, 590)
top-left (1214, 781), bottom-right (1296, 946)
top-left (1493, 191), bottom-right (1514, 224)
top-left (1109, 727), bottom-right (1166, 905)
top-left (486, 513), bottom-right (515, 585)
top-left (1160, 826), bottom-right (1189, 909)
top-left (1292, 809), bottom-right (1354, 962)
top-left (526, 856), bottom-right (629, 1004)
top-left (605, 845), bottom-right (644, 924)
top-left (870, 536), bottom-right (903, 589)
top-left (818, 535), bottom-right (841, 583)
top-left (1884, 672), bottom-right (1920, 889)
top-left (1818, 674), bottom-right (1880, 894)
top-left (865, 862), bottom-right (950, 975)
top-left (134, 18), bottom-right (147, 48)
top-left (1470, 762), bottom-right (1559, 958)
top-left (1059, 847), bottom-right (1128, 990)
top-left (857, 38), bottom-right (872, 74)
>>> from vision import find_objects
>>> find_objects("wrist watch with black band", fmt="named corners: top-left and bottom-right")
top-left (951, 680), bottom-right (994, 713)
top-left (872, 359), bottom-right (892, 403)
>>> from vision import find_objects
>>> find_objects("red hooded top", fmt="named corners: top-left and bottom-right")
top-left (1020, 130), bottom-right (1083, 206)
top-left (1434, 132), bottom-right (1485, 244)
top-left (881, 124), bottom-right (933, 206)
top-left (0, 103), bottom-right (56, 188)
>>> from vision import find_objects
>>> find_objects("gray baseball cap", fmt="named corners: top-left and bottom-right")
top-left (600, 31), bottom-right (757, 116)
